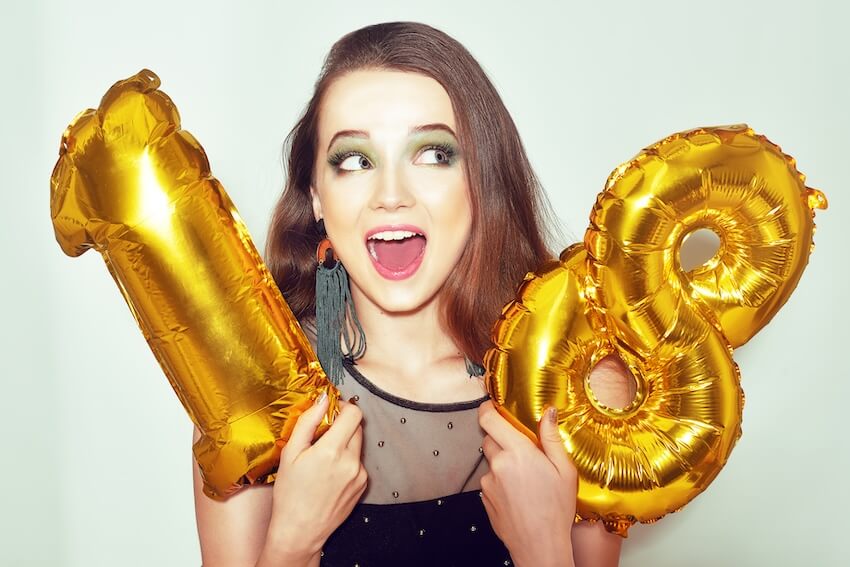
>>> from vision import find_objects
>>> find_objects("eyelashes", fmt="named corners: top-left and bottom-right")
top-left (421, 143), bottom-right (458, 165)
top-left (327, 143), bottom-right (459, 172)
top-left (327, 149), bottom-right (368, 169)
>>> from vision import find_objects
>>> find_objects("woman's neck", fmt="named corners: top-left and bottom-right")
top-left (342, 285), bottom-right (487, 405)
top-left (349, 287), bottom-right (461, 375)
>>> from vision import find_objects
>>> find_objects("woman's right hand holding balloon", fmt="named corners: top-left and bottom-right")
top-left (257, 394), bottom-right (367, 566)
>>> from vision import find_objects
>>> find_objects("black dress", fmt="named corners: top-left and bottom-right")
top-left (318, 358), bottom-right (514, 567)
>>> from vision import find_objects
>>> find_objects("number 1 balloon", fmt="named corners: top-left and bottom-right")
top-left (484, 125), bottom-right (827, 536)
top-left (50, 69), bottom-right (338, 500)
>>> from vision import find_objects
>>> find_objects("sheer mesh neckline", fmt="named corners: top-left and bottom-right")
top-left (337, 358), bottom-right (491, 504)
top-left (342, 358), bottom-right (490, 413)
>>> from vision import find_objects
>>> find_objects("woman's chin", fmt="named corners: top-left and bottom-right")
top-left (373, 293), bottom-right (434, 315)
top-left (358, 280), bottom-right (441, 316)
top-left (348, 256), bottom-right (451, 315)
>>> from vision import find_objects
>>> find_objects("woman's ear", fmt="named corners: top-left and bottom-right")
top-left (309, 183), bottom-right (323, 223)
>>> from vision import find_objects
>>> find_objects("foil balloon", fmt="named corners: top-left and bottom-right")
top-left (50, 69), bottom-right (338, 500)
top-left (587, 125), bottom-right (828, 350)
top-left (484, 125), bottom-right (827, 536)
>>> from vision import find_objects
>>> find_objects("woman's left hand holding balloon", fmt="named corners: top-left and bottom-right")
top-left (478, 400), bottom-right (577, 567)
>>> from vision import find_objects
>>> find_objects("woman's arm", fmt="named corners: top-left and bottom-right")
top-left (569, 354), bottom-right (632, 566)
top-left (192, 426), bottom-right (320, 567)
top-left (478, 354), bottom-right (633, 566)
top-left (571, 521), bottom-right (623, 567)
top-left (193, 395), bottom-right (366, 567)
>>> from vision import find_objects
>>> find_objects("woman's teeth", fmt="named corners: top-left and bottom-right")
top-left (368, 230), bottom-right (421, 241)
top-left (367, 230), bottom-right (424, 261)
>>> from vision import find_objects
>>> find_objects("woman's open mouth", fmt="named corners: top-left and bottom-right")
top-left (366, 226), bottom-right (427, 280)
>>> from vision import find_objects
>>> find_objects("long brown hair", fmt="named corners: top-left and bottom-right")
top-left (265, 21), bottom-right (558, 363)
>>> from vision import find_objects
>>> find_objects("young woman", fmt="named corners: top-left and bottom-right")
top-left (193, 21), bottom-right (632, 567)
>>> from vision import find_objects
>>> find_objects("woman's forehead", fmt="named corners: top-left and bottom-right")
top-left (318, 69), bottom-right (457, 146)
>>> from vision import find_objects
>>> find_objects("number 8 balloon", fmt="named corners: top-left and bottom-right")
top-left (49, 69), bottom-right (338, 500)
top-left (484, 125), bottom-right (827, 536)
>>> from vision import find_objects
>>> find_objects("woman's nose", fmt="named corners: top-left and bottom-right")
top-left (368, 165), bottom-right (416, 211)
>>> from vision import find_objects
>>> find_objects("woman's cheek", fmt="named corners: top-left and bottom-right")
top-left (426, 175), bottom-right (472, 235)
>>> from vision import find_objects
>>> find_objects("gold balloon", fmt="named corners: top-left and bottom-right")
top-left (50, 69), bottom-right (337, 500)
top-left (586, 124), bottom-right (828, 349)
top-left (484, 125), bottom-right (826, 536)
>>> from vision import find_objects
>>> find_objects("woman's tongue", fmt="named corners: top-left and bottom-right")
top-left (370, 235), bottom-right (426, 271)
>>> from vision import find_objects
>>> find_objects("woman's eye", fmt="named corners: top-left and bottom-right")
top-left (338, 154), bottom-right (371, 171)
top-left (417, 146), bottom-right (455, 165)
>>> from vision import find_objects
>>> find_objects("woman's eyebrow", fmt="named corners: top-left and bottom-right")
top-left (326, 129), bottom-right (367, 152)
top-left (409, 123), bottom-right (457, 137)
top-left (326, 123), bottom-right (457, 152)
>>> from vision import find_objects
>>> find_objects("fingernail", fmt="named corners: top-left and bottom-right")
top-left (348, 396), bottom-right (358, 406)
top-left (315, 391), bottom-right (328, 406)
top-left (547, 406), bottom-right (558, 424)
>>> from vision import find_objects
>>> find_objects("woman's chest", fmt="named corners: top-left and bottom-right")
top-left (336, 364), bottom-right (491, 504)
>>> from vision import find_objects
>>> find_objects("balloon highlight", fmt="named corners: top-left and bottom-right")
top-left (50, 69), bottom-right (337, 500)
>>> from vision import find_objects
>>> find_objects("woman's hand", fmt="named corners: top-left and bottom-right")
top-left (258, 394), bottom-right (368, 566)
top-left (478, 400), bottom-right (577, 567)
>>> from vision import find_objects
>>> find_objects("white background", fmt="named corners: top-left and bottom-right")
top-left (2, 1), bottom-right (847, 565)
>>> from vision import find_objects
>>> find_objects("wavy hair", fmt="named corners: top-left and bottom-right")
top-left (265, 21), bottom-right (559, 363)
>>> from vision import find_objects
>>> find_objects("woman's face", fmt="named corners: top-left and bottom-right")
top-left (310, 69), bottom-right (472, 315)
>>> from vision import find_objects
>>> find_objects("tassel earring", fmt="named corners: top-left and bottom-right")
top-left (315, 219), bottom-right (366, 386)
top-left (465, 357), bottom-right (485, 378)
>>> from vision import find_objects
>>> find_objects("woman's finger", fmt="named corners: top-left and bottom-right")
top-left (478, 400), bottom-right (534, 451)
top-left (537, 405), bottom-right (576, 479)
top-left (316, 401), bottom-right (363, 450)
top-left (481, 434), bottom-right (502, 461)
top-left (346, 424), bottom-right (363, 458)
top-left (344, 397), bottom-right (363, 456)
top-left (282, 391), bottom-right (330, 461)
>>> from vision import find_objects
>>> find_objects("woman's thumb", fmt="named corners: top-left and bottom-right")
top-left (538, 405), bottom-right (574, 477)
top-left (281, 391), bottom-right (329, 460)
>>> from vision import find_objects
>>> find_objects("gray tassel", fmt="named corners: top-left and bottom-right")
top-left (465, 357), bottom-right (485, 377)
top-left (316, 256), bottom-right (365, 386)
